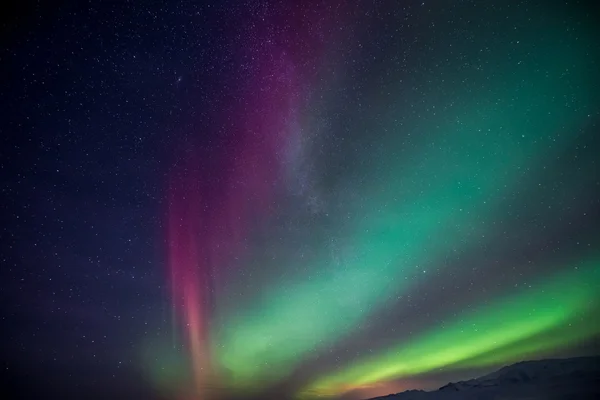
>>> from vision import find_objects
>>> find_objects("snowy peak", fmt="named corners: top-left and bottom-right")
top-left (367, 356), bottom-right (600, 400)
top-left (477, 356), bottom-right (600, 384)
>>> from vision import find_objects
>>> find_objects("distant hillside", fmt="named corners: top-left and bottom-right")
top-left (367, 356), bottom-right (600, 400)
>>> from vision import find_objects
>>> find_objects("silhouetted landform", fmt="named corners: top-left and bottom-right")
top-left (367, 356), bottom-right (600, 400)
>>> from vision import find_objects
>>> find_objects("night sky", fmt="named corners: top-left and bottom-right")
top-left (1, 1), bottom-right (599, 400)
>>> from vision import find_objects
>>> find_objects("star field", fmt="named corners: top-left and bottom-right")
top-left (1, 1), bottom-right (599, 400)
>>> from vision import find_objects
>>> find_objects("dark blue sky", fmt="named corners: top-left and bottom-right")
top-left (1, 1), bottom-right (599, 400)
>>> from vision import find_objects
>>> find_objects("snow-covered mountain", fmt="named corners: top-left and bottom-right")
top-left (367, 356), bottom-right (600, 400)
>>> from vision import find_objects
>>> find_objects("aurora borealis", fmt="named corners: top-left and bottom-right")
top-left (2, 1), bottom-right (599, 400)
top-left (161, 1), bottom-right (600, 398)
top-left (303, 257), bottom-right (600, 398)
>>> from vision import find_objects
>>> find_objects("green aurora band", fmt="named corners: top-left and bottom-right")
top-left (300, 256), bottom-right (600, 398)
top-left (212, 9), bottom-right (599, 391)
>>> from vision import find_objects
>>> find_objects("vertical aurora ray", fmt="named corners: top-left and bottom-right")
top-left (300, 256), bottom-right (600, 398)
top-left (167, 170), bottom-right (212, 397)
top-left (165, 2), bottom-right (347, 397)
top-left (165, 96), bottom-right (296, 396)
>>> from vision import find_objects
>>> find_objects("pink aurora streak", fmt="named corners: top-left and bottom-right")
top-left (165, 2), bottom-right (345, 397)
top-left (166, 40), bottom-right (301, 400)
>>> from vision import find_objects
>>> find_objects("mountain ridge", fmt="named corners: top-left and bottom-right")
top-left (366, 356), bottom-right (600, 400)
